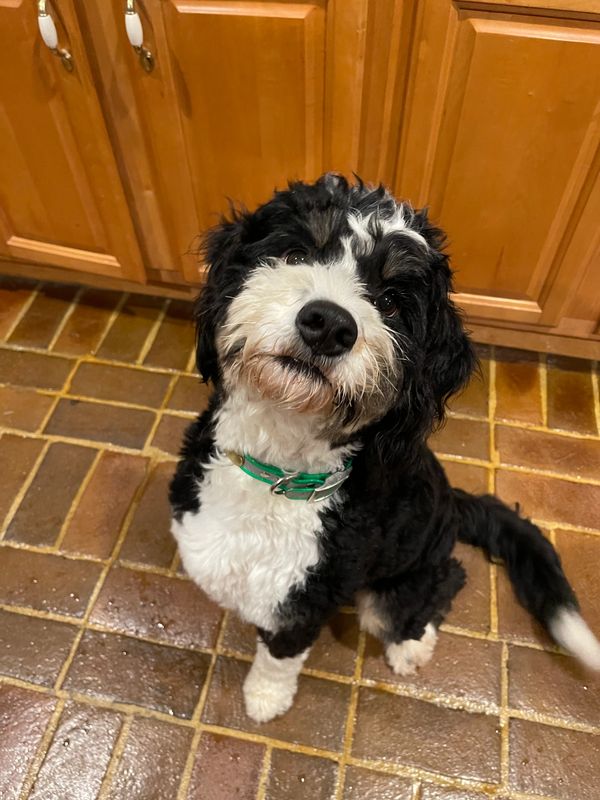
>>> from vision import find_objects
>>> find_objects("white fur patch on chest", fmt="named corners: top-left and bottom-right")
top-left (172, 452), bottom-right (328, 631)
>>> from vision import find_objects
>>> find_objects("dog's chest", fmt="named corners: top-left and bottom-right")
top-left (172, 455), bottom-right (326, 630)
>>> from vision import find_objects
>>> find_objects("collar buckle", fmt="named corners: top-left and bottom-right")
top-left (269, 472), bottom-right (301, 496)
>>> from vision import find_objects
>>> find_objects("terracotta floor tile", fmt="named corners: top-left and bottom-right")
top-left (0, 609), bottom-right (78, 686)
top-left (45, 398), bottom-right (155, 450)
top-left (547, 355), bottom-right (598, 435)
top-left (60, 451), bottom-right (148, 559)
top-left (495, 347), bottom-right (542, 425)
top-left (202, 656), bottom-right (350, 751)
top-left (90, 565), bottom-right (223, 650)
top-left (0, 548), bottom-right (102, 617)
top-left (0, 386), bottom-right (54, 432)
top-left (266, 749), bottom-right (337, 800)
top-left (69, 362), bottom-right (171, 407)
top-left (8, 283), bottom-right (78, 349)
top-left (509, 645), bottom-right (600, 726)
top-left (167, 375), bottom-right (211, 413)
top-left (0, 349), bottom-right (72, 390)
top-left (509, 718), bottom-right (599, 800)
top-left (0, 433), bottom-right (44, 528)
top-left (430, 417), bottom-right (490, 461)
top-left (96, 294), bottom-right (164, 363)
top-left (497, 565), bottom-right (552, 647)
top-left (555, 530), bottom-right (600, 632)
top-left (342, 766), bottom-right (413, 800)
top-left (151, 413), bottom-right (191, 456)
top-left (352, 689), bottom-right (500, 782)
top-left (63, 629), bottom-right (210, 718)
top-left (420, 786), bottom-right (506, 800)
top-left (143, 300), bottom-right (195, 371)
top-left (496, 469), bottom-right (600, 530)
top-left (441, 460), bottom-right (490, 494)
top-left (496, 425), bottom-right (600, 481)
top-left (119, 461), bottom-right (176, 567)
top-left (362, 632), bottom-right (501, 707)
top-left (5, 442), bottom-right (96, 546)
top-left (0, 684), bottom-right (57, 800)
top-left (445, 542), bottom-right (490, 633)
top-left (29, 701), bottom-right (123, 800)
top-left (187, 732), bottom-right (264, 800)
top-left (447, 357), bottom-right (490, 418)
top-left (52, 289), bottom-right (121, 356)
top-left (105, 716), bottom-right (193, 800)
top-left (0, 276), bottom-right (36, 339)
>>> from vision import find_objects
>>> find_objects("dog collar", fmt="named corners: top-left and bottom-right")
top-left (224, 451), bottom-right (352, 502)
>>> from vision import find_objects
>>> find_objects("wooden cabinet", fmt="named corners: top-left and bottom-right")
top-left (0, 0), bottom-right (598, 356)
top-left (394, 0), bottom-right (600, 343)
top-left (0, 0), bottom-right (144, 282)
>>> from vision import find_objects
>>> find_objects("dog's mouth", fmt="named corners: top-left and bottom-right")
top-left (274, 355), bottom-right (328, 384)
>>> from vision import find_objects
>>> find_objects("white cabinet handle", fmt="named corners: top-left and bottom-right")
top-left (125, 1), bottom-right (154, 72)
top-left (37, 1), bottom-right (73, 72)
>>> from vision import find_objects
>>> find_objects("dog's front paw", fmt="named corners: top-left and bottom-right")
top-left (385, 623), bottom-right (438, 677)
top-left (243, 669), bottom-right (297, 723)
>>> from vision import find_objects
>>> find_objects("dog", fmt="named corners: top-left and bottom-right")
top-left (170, 173), bottom-right (600, 723)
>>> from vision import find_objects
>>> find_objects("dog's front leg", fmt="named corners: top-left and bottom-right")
top-left (243, 624), bottom-right (320, 723)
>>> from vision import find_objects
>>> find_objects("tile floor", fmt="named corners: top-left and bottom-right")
top-left (0, 275), bottom-right (599, 800)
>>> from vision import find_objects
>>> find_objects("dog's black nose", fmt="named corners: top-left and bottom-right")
top-left (296, 300), bottom-right (358, 357)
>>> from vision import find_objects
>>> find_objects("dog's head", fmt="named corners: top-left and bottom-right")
top-left (195, 174), bottom-right (475, 453)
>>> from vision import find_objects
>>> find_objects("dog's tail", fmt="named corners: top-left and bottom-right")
top-left (453, 489), bottom-right (600, 670)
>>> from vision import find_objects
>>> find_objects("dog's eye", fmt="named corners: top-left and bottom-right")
top-left (284, 250), bottom-right (308, 265)
top-left (375, 290), bottom-right (398, 317)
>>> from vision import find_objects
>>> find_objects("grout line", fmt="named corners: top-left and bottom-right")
top-left (255, 746), bottom-right (272, 800)
top-left (334, 630), bottom-right (366, 800)
top-left (0, 427), bottom-right (178, 463)
top-left (412, 781), bottom-right (422, 800)
top-left (1, 284), bottom-right (40, 344)
top-left (500, 642), bottom-right (510, 789)
top-left (0, 439), bottom-right (51, 542)
top-left (175, 611), bottom-right (229, 800)
top-left (47, 287), bottom-right (84, 352)
top-left (136, 298), bottom-right (169, 365)
top-left (17, 697), bottom-right (66, 800)
top-left (96, 715), bottom-right (133, 800)
top-left (93, 292), bottom-right (128, 354)
top-left (0, 341), bottom-right (194, 378)
top-left (52, 448), bottom-right (103, 551)
top-left (141, 374), bottom-right (179, 454)
top-left (185, 348), bottom-right (197, 373)
top-left (0, 539), bottom-right (106, 563)
top-left (539, 354), bottom-right (548, 428)
top-left (0, 603), bottom-right (82, 627)
top-left (35, 355), bottom-right (84, 436)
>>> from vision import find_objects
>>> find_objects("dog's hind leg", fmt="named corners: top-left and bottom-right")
top-left (358, 558), bottom-right (466, 677)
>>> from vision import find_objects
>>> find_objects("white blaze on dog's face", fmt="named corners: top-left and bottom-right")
top-left (218, 238), bottom-right (400, 422)
top-left (196, 174), bottom-right (466, 437)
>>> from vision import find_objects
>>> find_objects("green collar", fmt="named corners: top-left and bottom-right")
top-left (224, 450), bottom-right (353, 502)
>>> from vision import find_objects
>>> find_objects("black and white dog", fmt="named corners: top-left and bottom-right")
top-left (170, 174), bottom-right (600, 723)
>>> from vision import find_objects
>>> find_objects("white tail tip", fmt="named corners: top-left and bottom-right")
top-left (550, 608), bottom-right (600, 670)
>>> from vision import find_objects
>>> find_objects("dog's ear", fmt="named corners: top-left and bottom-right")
top-left (424, 257), bottom-right (476, 419)
top-left (194, 215), bottom-right (245, 384)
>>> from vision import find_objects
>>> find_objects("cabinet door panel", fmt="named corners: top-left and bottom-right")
top-left (396, 0), bottom-right (600, 325)
top-left (163, 1), bottom-right (325, 231)
top-left (0, 1), bottom-right (143, 280)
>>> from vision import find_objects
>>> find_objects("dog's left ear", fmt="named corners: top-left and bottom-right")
top-left (424, 252), bottom-right (476, 420)
top-left (194, 215), bottom-right (245, 385)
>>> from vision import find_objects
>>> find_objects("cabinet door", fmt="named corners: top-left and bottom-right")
top-left (80, 0), bottom-right (326, 282)
top-left (395, 0), bottom-right (600, 327)
top-left (0, 1), bottom-right (144, 281)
